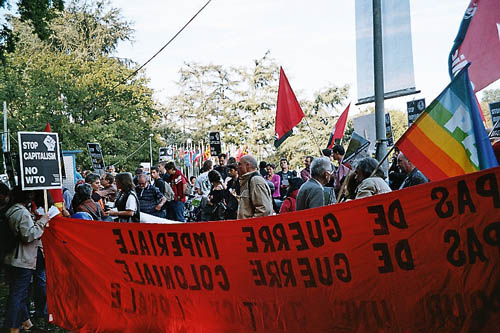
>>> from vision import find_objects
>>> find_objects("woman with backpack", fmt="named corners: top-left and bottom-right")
top-left (2, 186), bottom-right (50, 332)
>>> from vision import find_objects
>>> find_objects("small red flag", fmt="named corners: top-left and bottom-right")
top-left (326, 103), bottom-right (351, 149)
top-left (274, 67), bottom-right (305, 148)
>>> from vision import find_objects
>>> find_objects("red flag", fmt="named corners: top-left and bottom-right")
top-left (448, 0), bottom-right (500, 92)
top-left (274, 67), bottom-right (305, 148)
top-left (45, 123), bottom-right (64, 211)
top-left (326, 103), bottom-right (351, 149)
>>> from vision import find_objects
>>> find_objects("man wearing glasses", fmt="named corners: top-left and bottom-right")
top-left (296, 157), bottom-right (333, 211)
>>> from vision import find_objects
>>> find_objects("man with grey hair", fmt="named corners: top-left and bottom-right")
top-left (296, 157), bottom-right (333, 211)
top-left (135, 173), bottom-right (167, 218)
top-left (237, 155), bottom-right (273, 219)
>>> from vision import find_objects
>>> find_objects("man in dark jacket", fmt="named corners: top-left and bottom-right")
top-left (397, 152), bottom-right (429, 189)
top-left (136, 174), bottom-right (167, 218)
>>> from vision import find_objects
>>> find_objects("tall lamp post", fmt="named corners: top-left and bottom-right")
top-left (149, 133), bottom-right (153, 168)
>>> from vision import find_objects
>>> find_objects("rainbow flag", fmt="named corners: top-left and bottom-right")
top-left (396, 65), bottom-right (497, 181)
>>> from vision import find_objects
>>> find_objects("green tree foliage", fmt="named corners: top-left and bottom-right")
top-left (0, 1), bottom-right (160, 170)
top-left (166, 52), bottom-right (350, 170)
top-left (0, 0), bottom-right (64, 61)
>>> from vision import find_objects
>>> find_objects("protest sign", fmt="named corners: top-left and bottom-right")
top-left (209, 132), bottom-right (222, 157)
top-left (343, 132), bottom-right (370, 164)
top-left (18, 131), bottom-right (62, 190)
top-left (43, 167), bottom-right (500, 331)
top-left (87, 143), bottom-right (105, 171)
top-left (385, 113), bottom-right (394, 147)
top-left (407, 98), bottom-right (426, 127)
top-left (489, 101), bottom-right (500, 138)
top-left (159, 147), bottom-right (168, 162)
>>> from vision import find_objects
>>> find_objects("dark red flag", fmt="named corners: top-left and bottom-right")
top-left (448, 0), bottom-right (500, 92)
top-left (274, 67), bottom-right (305, 148)
top-left (326, 103), bottom-right (350, 149)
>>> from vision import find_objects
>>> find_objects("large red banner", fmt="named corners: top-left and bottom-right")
top-left (43, 168), bottom-right (500, 332)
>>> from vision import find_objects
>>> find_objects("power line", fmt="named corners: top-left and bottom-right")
top-left (111, 0), bottom-right (213, 91)
top-left (83, 0), bottom-right (213, 115)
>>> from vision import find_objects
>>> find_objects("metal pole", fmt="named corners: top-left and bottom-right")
top-left (373, 0), bottom-right (387, 172)
top-left (2, 101), bottom-right (6, 173)
top-left (149, 134), bottom-right (153, 168)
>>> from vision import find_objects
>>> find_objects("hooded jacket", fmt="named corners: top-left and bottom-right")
top-left (3, 203), bottom-right (49, 269)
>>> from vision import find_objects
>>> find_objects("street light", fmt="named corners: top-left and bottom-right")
top-left (149, 133), bottom-right (153, 168)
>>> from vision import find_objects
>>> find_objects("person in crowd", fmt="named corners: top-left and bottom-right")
top-left (186, 176), bottom-right (196, 196)
top-left (214, 153), bottom-right (229, 181)
top-left (158, 162), bottom-right (170, 182)
top-left (354, 157), bottom-right (392, 199)
top-left (296, 157), bottom-right (332, 211)
top-left (74, 166), bottom-right (84, 182)
top-left (150, 167), bottom-right (166, 195)
top-left (277, 158), bottom-right (297, 199)
top-left (322, 148), bottom-right (335, 186)
top-left (300, 156), bottom-right (313, 182)
top-left (108, 172), bottom-right (140, 222)
top-left (397, 152), bottom-right (429, 189)
top-left (337, 172), bottom-right (359, 202)
top-left (237, 155), bottom-right (273, 219)
top-left (207, 170), bottom-right (226, 221)
top-left (3, 186), bottom-right (49, 332)
top-left (228, 156), bottom-right (237, 165)
top-left (106, 165), bottom-right (117, 177)
top-left (151, 166), bottom-right (171, 215)
top-left (225, 163), bottom-right (240, 220)
top-left (62, 185), bottom-right (74, 216)
top-left (195, 160), bottom-right (213, 197)
top-left (136, 174), bottom-right (167, 218)
top-left (195, 160), bottom-right (213, 221)
top-left (279, 177), bottom-right (304, 214)
top-left (133, 167), bottom-right (143, 186)
top-left (85, 173), bottom-right (105, 212)
top-left (99, 172), bottom-right (117, 203)
top-left (74, 183), bottom-right (106, 220)
top-left (81, 170), bottom-right (92, 179)
top-left (331, 145), bottom-right (351, 195)
top-left (165, 162), bottom-right (187, 222)
top-left (259, 161), bottom-right (268, 178)
top-left (265, 163), bottom-right (281, 199)
top-left (388, 147), bottom-right (406, 190)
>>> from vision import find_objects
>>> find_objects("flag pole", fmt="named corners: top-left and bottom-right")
top-left (369, 144), bottom-right (396, 178)
top-left (303, 116), bottom-right (323, 156)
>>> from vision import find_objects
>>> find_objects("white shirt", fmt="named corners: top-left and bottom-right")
top-left (125, 194), bottom-right (137, 212)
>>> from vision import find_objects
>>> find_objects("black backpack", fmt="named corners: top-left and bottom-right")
top-left (0, 205), bottom-right (21, 260)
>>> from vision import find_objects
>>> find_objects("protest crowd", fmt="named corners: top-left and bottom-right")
top-left (0, 137), bottom-right (441, 331)
top-left (4, 131), bottom-right (500, 332)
